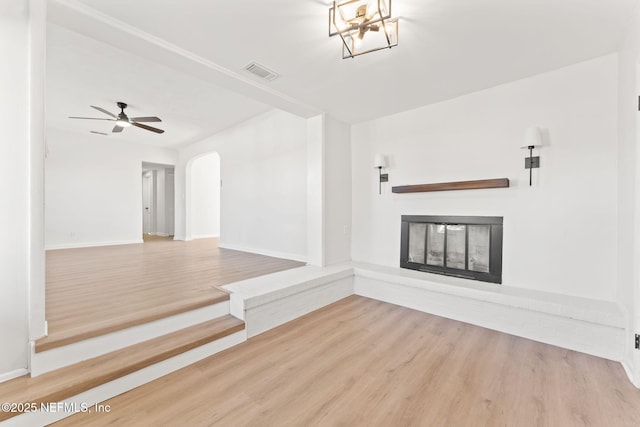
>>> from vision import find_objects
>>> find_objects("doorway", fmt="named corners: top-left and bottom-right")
top-left (634, 63), bottom-right (640, 386)
top-left (188, 152), bottom-right (221, 240)
top-left (142, 162), bottom-right (175, 240)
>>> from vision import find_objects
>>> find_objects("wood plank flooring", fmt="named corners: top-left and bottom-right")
top-left (41, 238), bottom-right (303, 351)
top-left (56, 295), bottom-right (640, 426)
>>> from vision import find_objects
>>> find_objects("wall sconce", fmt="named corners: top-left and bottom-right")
top-left (373, 154), bottom-right (388, 194)
top-left (520, 127), bottom-right (543, 186)
top-left (329, 0), bottom-right (399, 59)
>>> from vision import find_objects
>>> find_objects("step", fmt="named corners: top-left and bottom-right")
top-left (222, 264), bottom-right (354, 337)
top-left (0, 315), bottom-right (244, 422)
top-left (35, 292), bottom-right (230, 352)
top-left (30, 300), bottom-right (231, 377)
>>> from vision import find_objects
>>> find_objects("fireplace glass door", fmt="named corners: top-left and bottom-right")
top-left (401, 216), bottom-right (503, 284)
top-left (408, 223), bottom-right (427, 264)
top-left (468, 225), bottom-right (490, 273)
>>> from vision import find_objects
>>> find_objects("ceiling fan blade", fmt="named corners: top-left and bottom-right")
top-left (131, 116), bottom-right (162, 123)
top-left (132, 122), bottom-right (165, 134)
top-left (112, 125), bottom-right (124, 133)
top-left (90, 131), bottom-right (108, 136)
top-left (69, 117), bottom-right (115, 121)
top-left (91, 105), bottom-right (117, 118)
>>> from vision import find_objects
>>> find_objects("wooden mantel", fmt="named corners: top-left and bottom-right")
top-left (392, 178), bottom-right (510, 194)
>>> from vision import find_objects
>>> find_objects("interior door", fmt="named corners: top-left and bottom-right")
top-left (166, 168), bottom-right (175, 236)
top-left (142, 171), bottom-right (152, 235)
top-left (635, 88), bottom-right (640, 386)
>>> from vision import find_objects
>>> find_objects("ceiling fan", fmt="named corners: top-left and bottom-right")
top-left (69, 102), bottom-right (165, 134)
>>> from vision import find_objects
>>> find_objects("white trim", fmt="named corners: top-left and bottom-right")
top-left (45, 239), bottom-right (144, 250)
top-left (30, 301), bottom-right (230, 376)
top-left (218, 242), bottom-right (307, 263)
top-left (0, 368), bottom-right (28, 384)
top-left (28, 0), bottom-right (48, 346)
top-left (4, 331), bottom-right (246, 427)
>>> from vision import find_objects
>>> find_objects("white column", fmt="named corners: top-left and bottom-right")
top-left (306, 114), bottom-right (325, 266)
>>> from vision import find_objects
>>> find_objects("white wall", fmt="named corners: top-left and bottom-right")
top-left (28, 0), bottom-right (47, 344)
top-left (617, 2), bottom-right (640, 384)
top-left (0, 0), bottom-right (31, 379)
top-left (324, 115), bottom-right (352, 265)
top-left (305, 114), bottom-right (352, 267)
top-left (177, 110), bottom-right (307, 261)
top-left (352, 54), bottom-right (618, 302)
top-left (190, 152), bottom-right (221, 239)
top-left (306, 115), bottom-right (324, 266)
top-left (45, 129), bottom-right (178, 248)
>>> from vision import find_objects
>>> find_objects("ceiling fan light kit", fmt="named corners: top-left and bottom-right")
top-left (329, 0), bottom-right (399, 59)
top-left (69, 101), bottom-right (165, 134)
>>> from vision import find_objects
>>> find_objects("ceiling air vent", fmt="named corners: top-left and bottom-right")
top-left (243, 62), bottom-right (280, 82)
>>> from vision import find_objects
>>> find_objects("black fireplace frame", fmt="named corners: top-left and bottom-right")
top-left (400, 215), bottom-right (503, 284)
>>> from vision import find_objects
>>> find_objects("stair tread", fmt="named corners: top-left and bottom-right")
top-left (0, 315), bottom-right (244, 421)
top-left (35, 292), bottom-right (230, 352)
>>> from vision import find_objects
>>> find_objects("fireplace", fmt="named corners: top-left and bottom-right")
top-left (400, 215), bottom-right (503, 284)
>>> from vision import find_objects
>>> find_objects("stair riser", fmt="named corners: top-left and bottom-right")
top-left (7, 330), bottom-right (246, 427)
top-left (30, 301), bottom-right (230, 377)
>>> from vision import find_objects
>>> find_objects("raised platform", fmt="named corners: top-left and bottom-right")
top-left (41, 237), bottom-right (303, 352)
top-left (222, 261), bottom-right (626, 362)
top-left (223, 264), bottom-right (354, 337)
top-left (352, 262), bottom-right (626, 362)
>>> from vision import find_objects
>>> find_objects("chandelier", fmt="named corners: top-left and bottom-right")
top-left (329, 0), bottom-right (399, 59)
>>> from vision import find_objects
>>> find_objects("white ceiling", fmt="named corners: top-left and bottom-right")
top-left (46, 24), bottom-right (272, 148)
top-left (47, 0), bottom-right (639, 146)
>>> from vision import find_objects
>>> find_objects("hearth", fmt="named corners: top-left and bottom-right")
top-left (400, 215), bottom-right (503, 284)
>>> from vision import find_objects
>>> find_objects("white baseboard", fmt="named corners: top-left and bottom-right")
top-left (218, 242), bottom-right (307, 263)
top-left (4, 331), bottom-right (246, 427)
top-left (45, 239), bottom-right (143, 250)
top-left (30, 301), bottom-right (230, 377)
top-left (353, 263), bottom-right (626, 362)
top-left (0, 368), bottom-right (28, 384)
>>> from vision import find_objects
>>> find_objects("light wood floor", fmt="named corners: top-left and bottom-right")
top-left (41, 238), bottom-right (303, 351)
top-left (142, 234), bottom-right (174, 242)
top-left (56, 295), bottom-right (640, 426)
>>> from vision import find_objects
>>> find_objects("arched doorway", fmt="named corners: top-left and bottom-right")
top-left (187, 152), bottom-right (221, 240)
